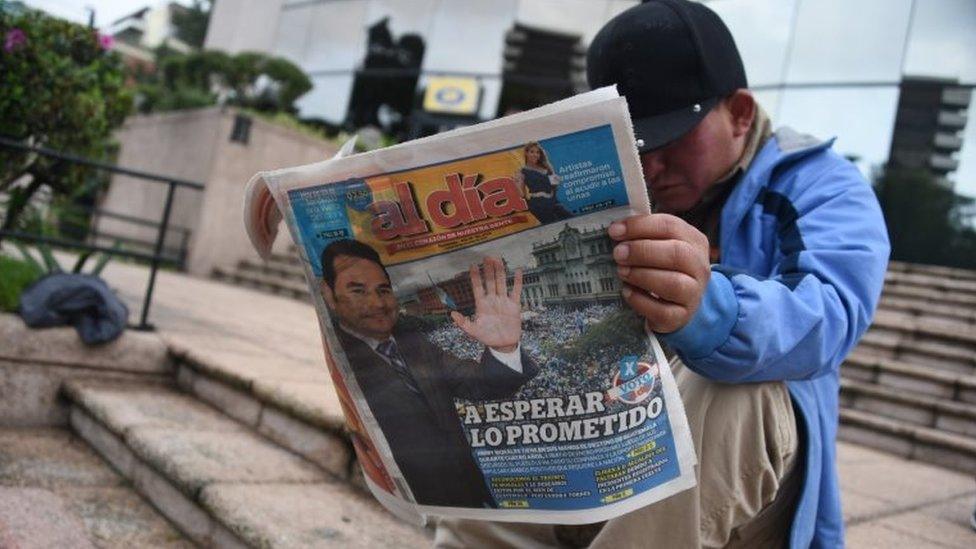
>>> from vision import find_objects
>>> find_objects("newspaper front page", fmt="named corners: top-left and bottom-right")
top-left (244, 87), bottom-right (696, 524)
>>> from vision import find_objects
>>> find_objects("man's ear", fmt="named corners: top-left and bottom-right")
top-left (725, 89), bottom-right (756, 139)
top-left (320, 281), bottom-right (337, 309)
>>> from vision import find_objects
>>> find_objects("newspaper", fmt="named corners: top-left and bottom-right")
top-left (243, 87), bottom-right (696, 525)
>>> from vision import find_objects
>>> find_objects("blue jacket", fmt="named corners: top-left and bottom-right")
top-left (661, 128), bottom-right (890, 548)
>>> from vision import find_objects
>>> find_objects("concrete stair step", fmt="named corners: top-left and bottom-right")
top-left (0, 314), bottom-right (170, 373)
top-left (64, 380), bottom-right (429, 548)
top-left (236, 258), bottom-right (306, 282)
top-left (881, 284), bottom-right (976, 309)
top-left (889, 260), bottom-right (976, 282)
top-left (842, 351), bottom-right (976, 404)
top-left (0, 313), bottom-right (175, 427)
top-left (268, 251), bottom-right (302, 268)
top-left (863, 312), bottom-right (976, 368)
top-left (839, 378), bottom-right (976, 438)
top-left (169, 348), bottom-right (353, 483)
top-left (0, 428), bottom-right (191, 548)
top-left (873, 310), bottom-right (976, 347)
top-left (877, 294), bottom-right (976, 325)
top-left (885, 270), bottom-right (976, 295)
top-left (855, 330), bottom-right (976, 377)
top-left (0, 486), bottom-right (100, 548)
top-left (838, 408), bottom-right (976, 474)
top-left (212, 267), bottom-right (309, 302)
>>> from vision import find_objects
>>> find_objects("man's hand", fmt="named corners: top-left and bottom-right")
top-left (451, 257), bottom-right (523, 352)
top-left (609, 214), bottom-right (711, 333)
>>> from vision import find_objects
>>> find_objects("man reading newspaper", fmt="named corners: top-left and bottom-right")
top-left (436, 0), bottom-right (889, 547)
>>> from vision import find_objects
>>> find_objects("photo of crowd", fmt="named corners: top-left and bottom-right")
top-left (424, 303), bottom-right (649, 401)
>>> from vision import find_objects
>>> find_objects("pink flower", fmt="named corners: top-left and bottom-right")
top-left (4, 28), bottom-right (27, 53)
top-left (97, 33), bottom-right (114, 50)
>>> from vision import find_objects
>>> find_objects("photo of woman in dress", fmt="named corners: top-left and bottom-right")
top-left (516, 141), bottom-right (572, 223)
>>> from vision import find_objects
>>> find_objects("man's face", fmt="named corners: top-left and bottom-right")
top-left (322, 255), bottom-right (398, 340)
top-left (640, 103), bottom-right (742, 214)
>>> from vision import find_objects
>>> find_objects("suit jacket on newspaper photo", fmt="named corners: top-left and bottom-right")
top-left (336, 321), bottom-right (539, 508)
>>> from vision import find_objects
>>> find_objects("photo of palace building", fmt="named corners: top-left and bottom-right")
top-left (402, 223), bottom-right (620, 316)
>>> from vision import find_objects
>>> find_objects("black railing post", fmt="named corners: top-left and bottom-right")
top-left (137, 181), bottom-right (177, 330)
top-left (89, 208), bottom-right (101, 247)
top-left (179, 229), bottom-right (191, 271)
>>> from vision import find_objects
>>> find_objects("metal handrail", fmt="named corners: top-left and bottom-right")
top-left (0, 136), bottom-right (204, 189)
top-left (0, 136), bottom-right (204, 330)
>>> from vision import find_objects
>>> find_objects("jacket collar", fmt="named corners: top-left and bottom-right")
top-left (720, 127), bottom-right (836, 256)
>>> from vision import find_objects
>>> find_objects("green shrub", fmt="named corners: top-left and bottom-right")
top-left (1, 7), bottom-right (133, 239)
top-left (0, 254), bottom-right (43, 312)
top-left (137, 49), bottom-right (312, 115)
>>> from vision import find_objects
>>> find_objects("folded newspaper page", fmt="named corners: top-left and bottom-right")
top-left (243, 87), bottom-right (696, 524)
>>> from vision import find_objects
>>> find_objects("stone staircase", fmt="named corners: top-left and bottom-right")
top-left (211, 251), bottom-right (976, 474)
top-left (0, 427), bottom-right (193, 548)
top-left (212, 250), bottom-right (309, 303)
top-left (63, 380), bottom-right (427, 547)
top-left (0, 314), bottom-right (431, 548)
top-left (838, 261), bottom-right (976, 474)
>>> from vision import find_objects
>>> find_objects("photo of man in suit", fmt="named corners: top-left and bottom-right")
top-left (319, 239), bottom-right (538, 508)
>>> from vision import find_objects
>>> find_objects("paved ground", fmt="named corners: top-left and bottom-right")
top-left (82, 259), bottom-right (976, 546)
top-left (0, 428), bottom-right (192, 548)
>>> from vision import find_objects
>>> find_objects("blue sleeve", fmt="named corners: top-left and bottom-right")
top-left (661, 158), bottom-right (890, 383)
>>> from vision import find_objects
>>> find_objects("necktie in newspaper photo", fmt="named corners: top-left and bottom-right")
top-left (376, 339), bottom-right (424, 397)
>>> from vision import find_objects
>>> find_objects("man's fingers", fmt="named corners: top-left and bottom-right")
top-left (613, 239), bottom-right (709, 281)
top-left (621, 284), bottom-right (688, 334)
top-left (451, 311), bottom-right (472, 334)
top-left (609, 214), bottom-right (709, 250)
top-left (511, 268), bottom-right (523, 302)
top-left (469, 263), bottom-right (485, 303)
top-left (491, 257), bottom-right (506, 295)
top-left (617, 266), bottom-right (698, 306)
top-left (479, 258), bottom-right (494, 296)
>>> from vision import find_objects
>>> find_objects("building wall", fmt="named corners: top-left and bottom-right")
top-left (99, 107), bottom-right (337, 276)
top-left (97, 108), bottom-right (221, 263)
top-left (205, 0), bottom-right (639, 123)
top-left (187, 112), bottom-right (337, 276)
top-left (525, 224), bottom-right (619, 308)
top-left (203, 0), bottom-right (284, 54)
top-left (204, 0), bottom-right (976, 196)
top-left (706, 0), bottom-right (976, 193)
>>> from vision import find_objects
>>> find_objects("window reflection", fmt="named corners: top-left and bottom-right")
top-left (297, 75), bottom-right (356, 123)
top-left (903, 0), bottom-right (976, 82)
top-left (706, 0), bottom-right (796, 87)
top-left (302, 1), bottom-right (370, 72)
top-left (273, 4), bottom-right (313, 65)
top-left (777, 87), bottom-right (900, 176)
top-left (785, 0), bottom-right (912, 84)
top-left (954, 107), bottom-right (976, 198)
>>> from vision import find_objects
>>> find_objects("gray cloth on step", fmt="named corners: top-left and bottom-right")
top-left (19, 273), bottom-right (129, 345)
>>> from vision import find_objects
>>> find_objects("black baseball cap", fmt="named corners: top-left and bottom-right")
top-left (587, 0), bottom-right (747, 153)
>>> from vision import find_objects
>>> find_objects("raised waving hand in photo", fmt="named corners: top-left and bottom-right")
top-left (450, 257), bottom-right (523, 353)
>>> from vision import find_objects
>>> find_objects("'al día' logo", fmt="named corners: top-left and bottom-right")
top-left (606, 356), bottom-right (658, 405)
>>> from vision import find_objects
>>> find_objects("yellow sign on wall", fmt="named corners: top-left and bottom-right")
top-left (423, 76), bottom-right (481, 115)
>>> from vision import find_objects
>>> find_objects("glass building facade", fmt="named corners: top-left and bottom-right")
top-left (708, 0), bottom-right (976, 197)
top-left (206, 0), bottom-right (976, 197)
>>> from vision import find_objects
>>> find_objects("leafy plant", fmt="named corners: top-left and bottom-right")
top-left (874, 167), bottom-right (976, 270)
top-left (135, 50), bottom-right (312, 115)
top-left (0, 238), bottom-right (121, 312)
top-left (12, 239), bottom-right (122, 276)
top-left (171, 0), bottom-right (211, 49)
top-left (0, 8), bottom-right (133, 241)
top-left (0, 253), bottom-right (42, 312)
